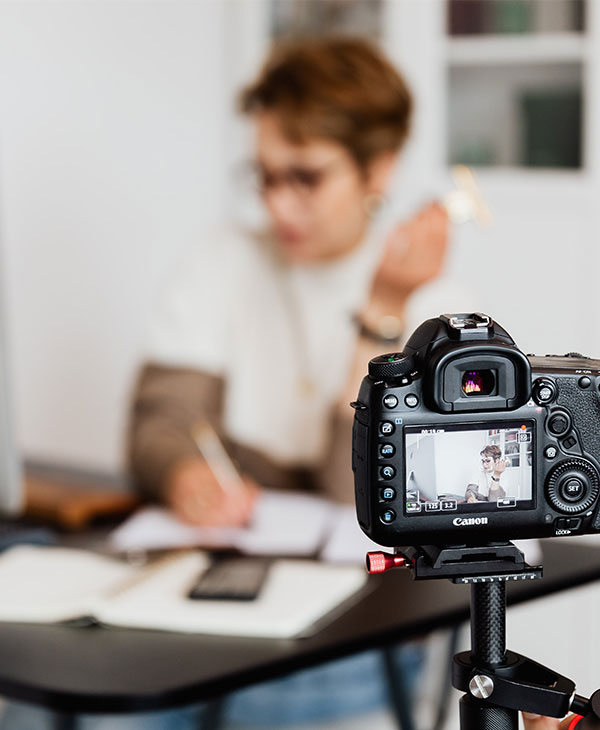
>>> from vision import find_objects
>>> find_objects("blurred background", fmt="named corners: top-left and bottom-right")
top-left (1, 0), bottom-right (600, 724)
top-left (1, 0), bottom-right (599, 477)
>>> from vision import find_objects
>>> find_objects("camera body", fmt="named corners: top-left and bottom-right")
top-left (352, 313), bottom-right (600, 547)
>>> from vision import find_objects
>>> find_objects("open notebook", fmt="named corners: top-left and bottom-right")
top-left (0, 546), bottom-right (368, 638)
top-left (109, 490), bottom-right (381, 563)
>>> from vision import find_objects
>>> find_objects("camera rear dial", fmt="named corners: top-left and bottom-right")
top-left (545, 459), bottom-right (600, 514)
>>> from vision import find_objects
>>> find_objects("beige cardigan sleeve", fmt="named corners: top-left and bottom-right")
top-left (126, 362), bottom-right (317, 501)
top-left (126, 362), bottom-right (225, 500)
top-left (314, 410), bottom-right (356, 504)
top-left (127, 361), bottom-right (358, 504)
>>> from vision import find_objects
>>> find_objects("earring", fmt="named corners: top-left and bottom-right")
top-left (363, 192), bottom-right (386, 218)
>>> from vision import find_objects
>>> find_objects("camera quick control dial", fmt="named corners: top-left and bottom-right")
top-left (545, 459), bottom-right (600, 514)
top-left (369, 353), bottom-right (414, 380)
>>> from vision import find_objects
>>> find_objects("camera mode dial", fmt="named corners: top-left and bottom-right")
top-left (369, 353), bottom-right (414, 380)
top-left (545, 459), bottom-right (600, 514)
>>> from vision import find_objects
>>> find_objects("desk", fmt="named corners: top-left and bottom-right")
top-left (0, 539), bottom-right (597, 719)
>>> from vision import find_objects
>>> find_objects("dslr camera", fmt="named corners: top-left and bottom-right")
top-left (352, 313), bottom-right (600, 547)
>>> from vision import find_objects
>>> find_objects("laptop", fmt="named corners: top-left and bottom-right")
top-left (0, 231), bottom-right (23, 516)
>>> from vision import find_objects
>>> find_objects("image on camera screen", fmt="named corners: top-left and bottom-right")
top-left (404, 421), bottom-right (535, 516)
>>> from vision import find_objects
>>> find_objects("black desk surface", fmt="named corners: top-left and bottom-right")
top-left (0, 539), bottom-right (598, 714)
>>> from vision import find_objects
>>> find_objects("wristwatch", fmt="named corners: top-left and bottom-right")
top-left (353, 314), bottom-right (403, 345)
top-left (491, 476), bottom-right (500, 482)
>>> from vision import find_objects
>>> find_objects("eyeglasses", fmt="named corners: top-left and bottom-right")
top-left (480, 457), bottom-right (494, 464)
top-left (243, 156), bottom-right (348, 199)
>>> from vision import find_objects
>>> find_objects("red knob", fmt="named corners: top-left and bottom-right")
top-left (569, 717), bottom-right (583, 730)
top-left (366, 551), bottom-right (405, 574)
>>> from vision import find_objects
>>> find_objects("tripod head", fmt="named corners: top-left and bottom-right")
top-left (366, 542), bottom-right (599, 730)
top-left (367, 542), bottom-right (542, 583)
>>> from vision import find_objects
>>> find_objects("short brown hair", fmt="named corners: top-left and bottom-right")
top-left (480, 445), bottom-right (502, 461)
top-left (239, 37), bottom-right (413, 170)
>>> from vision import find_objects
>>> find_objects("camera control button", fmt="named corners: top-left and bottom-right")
top-left (555, 517), bottom-right (582, 531)
top-left (578, 376), bottom-right (592, 389)
top-left (533, 378), bottom-right (557, 405)
top-left (380, 509), bottom-right (396, 524)
top-left (562, 434), bottom-right (577, 450)
top-left (545, 445), bottom-right (558, 459)
top-left (546, 459), bottom-right (600, 514)
top-left (381, 487), bottom-right (396, 501)
top-left (404, 394), bottom-right (419, 408)
top-left (380, 465), bottom-right (396, 480)
top-left (379, 421), bottom-right (395, 436)
top-left (379, 443), bottom-right (395, 458)
top-left (383, 394), bottom-right (398, 409)
top-left (560, 477), bottom-right (585, 502)
top-left (548, 412), bottom-right (570, 436)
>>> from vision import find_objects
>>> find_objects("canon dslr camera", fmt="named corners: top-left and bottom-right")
top-left (352, 313), bottom-right (600, 547)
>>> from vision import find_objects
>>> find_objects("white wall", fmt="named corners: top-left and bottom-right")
top-left (0, 0), bottom-right (230, 472)
top-left (433, 429), bottom-right (485, 498)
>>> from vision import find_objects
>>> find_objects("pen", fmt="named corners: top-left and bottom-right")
top-left (191, 421), bottom-right (245, 497)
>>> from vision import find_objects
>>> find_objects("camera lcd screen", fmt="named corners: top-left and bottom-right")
top-left (403, 421), bottom-right (535, 516)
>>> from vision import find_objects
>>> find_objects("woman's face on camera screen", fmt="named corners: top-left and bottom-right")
top-left (481, 456), bottom-right (496, 472)
top-left (252, 111), bottom-right (375, 263)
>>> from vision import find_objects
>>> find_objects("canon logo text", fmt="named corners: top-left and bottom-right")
top-left (452, 517), bottom-right (489, 527)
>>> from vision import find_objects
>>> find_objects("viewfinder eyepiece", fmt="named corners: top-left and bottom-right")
top-left (462, 369), bottom-right (496, 396)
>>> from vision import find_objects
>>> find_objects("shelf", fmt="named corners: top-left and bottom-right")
top-left (446, 33), bottom-right (587, 66)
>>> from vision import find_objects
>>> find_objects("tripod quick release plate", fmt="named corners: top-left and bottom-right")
top-left (397, 543), bottom-right (543, 583)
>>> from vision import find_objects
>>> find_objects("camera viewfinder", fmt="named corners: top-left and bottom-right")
top-left (462, 369), bottom-right (496, 396)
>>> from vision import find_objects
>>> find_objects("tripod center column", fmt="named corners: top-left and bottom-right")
top-left (471, 582), bottom-right (507, 666)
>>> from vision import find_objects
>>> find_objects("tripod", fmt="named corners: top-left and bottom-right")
top-left (367, 542), bottom-right (600, 730)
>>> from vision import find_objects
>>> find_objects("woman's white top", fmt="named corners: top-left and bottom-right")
top-left (147, 226), bottom-right (473, 466)
top-left (467, 470), bottom-right (495, 499)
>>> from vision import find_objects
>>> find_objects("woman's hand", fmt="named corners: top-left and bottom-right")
top-left (367, 201), bottom-right (450, 318)
top-left (493, 459), bottom-right (507, 479)
top-left (522, 712), bottom-right (578, 730)
top-left (165, 457), bottom-right (260, 527)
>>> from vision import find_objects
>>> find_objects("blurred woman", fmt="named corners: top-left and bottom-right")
top-left (129, 37), bottom-right (458, 527)
top-left (125, 36), bottom-right (468, 730)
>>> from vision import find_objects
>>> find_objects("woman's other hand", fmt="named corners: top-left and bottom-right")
top-left (493, 459), bottom-right (507, 478)
top-left (165, 457), bottom-right (260, 527)
top-left (369, 201), bottom-right (450, 316)
top-left (522, 712), bottom-right (579, 730)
